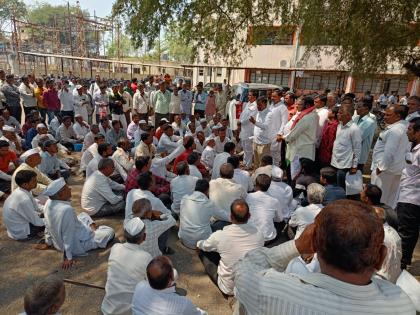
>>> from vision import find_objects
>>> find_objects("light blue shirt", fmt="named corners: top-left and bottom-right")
top-left (179, 89), bottom-right (193, 114)
top-left (39, 151), bottom-right (69, 175)
top-left (353, 114), bottom-right (376, 164)
top-left (194, 91), bottom-right (207, 111)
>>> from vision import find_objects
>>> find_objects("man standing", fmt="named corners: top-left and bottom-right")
top-left (109, 83), bottom-right (127, 131)
top-left (249, 97), bottom-right (271, 168)
top-left (19, 75), bottom-right (37, 116)
top-left (180, 83), bottom-right (193, 118)
top-left (193, 83), bottom-right (207, 118)
top-left (73, 85), bottom-right (90, 122)
top-left (43, 80), bottom-right (61, 124)
top-left (406, 96), bottom-right (420, 121)
top-left (197, 199), bottom-right (264, 296)
top-left (1, 74), bottom-right (21, 121)
top-left (43, 178), bottom-right (115, 269)
top-left (396, 117), bottom-right (420, 270)
top-left (331, 102), bottom-right (362, 189)
top-left (238, 90), bottom-right (257, 169)
top-left (154, 82), bottom-right (171, 127)
top-left (353, 98), bottom-right (376, 171)
top-left (371, 105), bottom-right (409, 208)
top-left (269, 90), bottom-right (289, 167)
top-left (132, 83), bottom-right (150, 121)
top-left (58, 80), bottom-right (74, 119)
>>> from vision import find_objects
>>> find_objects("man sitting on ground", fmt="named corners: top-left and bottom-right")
top-left (130, 198), bottom-right (176, 257)
top-left (197, 199), bottom-right (264, 296)
top-left (135, 132), bottom-right (156, 159)
top-left (320, 166), bottom-right (346, 205)
top-left (39, 139), bottom-right (71, 180)
top-left (43, 178), bottom-right (115, 269)
top-left (170, 161), bottom-right (199, 216)
top-left (228, 155), bottom-right (253, 192)
top-left (211, 142), bottom-right (235, 179)
top-left (179, 179), bottom-right (230, 249)
top-left (101, 217), bottom-right (152, 315)
top-left (251, 155), bottom-right (273, 185)
top-left (106, 120), bottom-right (125, 148)
top-left (132, 256), bottom-right (207, 315)
top-left (11, 148), bottom-right (52, 196)
top-left (0, 140), bottom-right (19, 198)
top-left (55, 116), bottom-right (82, 151)
top-left (209, 163), bottom-right (247, 230)
top-left (246, 174), bottom-right (284, 243)
top-left (3, 170), bottom-right (44, 240)
top-left (73, 113), bottom-right (90, 140)
top-left (23, 276), bottom-right (65, 315)
top-left (233, 200), bottom-right (416, 314)
top-left (80, 134), bottom-right (105, 173)
top-left (268, 166), bottom-right (295, 219)
top-left (187, 152), bottom-right (203, 179)
top-left (112, 137), bottom-right (134, 175)
top-left (81, 158), bottom-right (125, 217)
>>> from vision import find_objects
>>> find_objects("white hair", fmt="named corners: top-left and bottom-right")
top-left (307, 183), bottom-right (326, 204)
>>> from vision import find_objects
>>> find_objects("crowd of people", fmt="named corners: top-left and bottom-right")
top-left (0, 68), bottom-right (419, 314)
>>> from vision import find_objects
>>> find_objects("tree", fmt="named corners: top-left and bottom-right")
top-left (112, 0), bottom-right (420, 76)
top-left (0, 0), bottom-right (27, 33)
top-left (105, 33), bottom-right (136, 58)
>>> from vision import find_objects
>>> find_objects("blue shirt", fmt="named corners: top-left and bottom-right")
top-left (25, 128), bottom-right (38, 149)
top-left (353, 114), bottom-right (376, 164)
top-left (323, 184), bottom-right (346, 205)
top-left (194, 91), bottom-right (207, 111)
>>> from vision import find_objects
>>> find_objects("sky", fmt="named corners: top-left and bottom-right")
top-left (23, 0), bottom-right (115, 18)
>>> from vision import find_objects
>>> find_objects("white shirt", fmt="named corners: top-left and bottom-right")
top-left (331, 120), bottom-right (362, 169)
top-left (194, 138), bottom-right (205, 153)
top-left (268, 181), bottom-right (294, 219)
top-left (371, 120), bottom-right (410, 175)
top-left (171, 121), bottom-right (186, 137)
top-left (197, 223), bottom-right (264, 295)
top-left (233, 168), bottom-right (253, 192)
top-left (214, 136), bottom-right (230, 154)
top-left (2, 188), bottom-right (44, 240)
top-left (188, 164), bottom-right (203, 179)
top-left (73, 121), bottom-right (89, 139)
top-left (101, 243), bottom-right (152, 315)
top-left (289, 203), bottom-right (323, 239)
top-left (253, 108), bottom-right (271, 144)
top-left (158, 133), bottom-right (181, 153)
top-left (201, 146), bottom-right (216, 171)
top-left (112, 148), bottom-right (134, 173)
top-left (58, 88), bottom-right (74, 111)
top-left (169, 93), bottom-right (181, 114)
top-left (234, 240), bottom-right (415, 315)
top-left (353, 114), bottom-right (377, 164)
top-left (19, 82), bottom-right (36, 108)
top-left (315, 107), bottom-right (329, 147)
top-left (209, 178), bottom-right (247, 214)
top-left (132, 281), bottom-right (207, 315)
top-left (398, 143), bottom-right (420, 206)
top-left (210, 152), bottom-right (230, 179)
top-left (178, 191), bottom-right (230, 248)
top-left (378, 224), bottom-right (402, 283)
top-left (170, 175), bottom-right (198, 214)
top-left (82, 131), bottom-right (96, 152)
top-left (138, 217), bottom-right (176, 257)
top-left (81, 170), bottom-right (124, 215)
top-left (269, 104), bottom-right (289, 149)
top-left (239, 101), bottom-right (257, 138)
top-left (132, 91), bottom-right (149, 114)
top-left (125, 189), bottom-right (171, 219)
top-left (80, 143), bottom-right (98, 171)
top-left (150, 145), bottom-right (185, 180)
top-left (246, 190), bottom-right (284, 241)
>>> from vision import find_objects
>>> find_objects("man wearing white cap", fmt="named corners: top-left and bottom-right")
top-left (267, 165), bottom-right (295, 219)
top-left (196, 118), bottom-right (211, 138)
top-left (158, 125), bottom-right (181, 154)
top-left (43, 178), bottom-right (115, 269)
top-left (0, 125), bottom-right (22, 154)
top-left (73, 114), bottom-right (89, 139)
top-left (73, 84), bottom-right (90, 122)
top-left (3, 170), bottom-right (45, 240)
top-left (11, 148), bottom-right (52, 196)
top-left (133, 119), bottom-right (148, 147)
top-left (102, 217), bottom-right (152, 315)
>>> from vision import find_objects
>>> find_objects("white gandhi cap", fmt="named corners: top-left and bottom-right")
top-left (42, 177), bottom-right (66, 196)
top-left (124, 217), bottom-right (145, 236)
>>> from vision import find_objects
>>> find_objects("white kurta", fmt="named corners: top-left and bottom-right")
top-left (289, 203), bottom-right (323, 239)
top-left (44, 200), bottom-right (114, 260)
top-left (210, 152), bottom-right (230, 179)
top-left (125, 189), bottom-right (171, 219)
top-left (2, 187), bottom-right (44, 240)
top-left (170, 175), bottom-right (198, 214)
top-left (209, 178), bottom-right (247, 215)
top-left (101, 243), bottom-right (152, 315)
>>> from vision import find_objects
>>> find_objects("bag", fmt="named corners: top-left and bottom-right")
top-left (345, 170), bottom-right (363, 195)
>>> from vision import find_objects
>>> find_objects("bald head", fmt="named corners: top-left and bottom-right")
top-left (230, 199), bottom-right (250, 224)
top-left (147, 256), bottom-right (174, 290)
top-left (219, 163), bottom-right (234, 179)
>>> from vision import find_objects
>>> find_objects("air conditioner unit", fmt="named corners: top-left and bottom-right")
top-left (279, 59), bottom-right (289, 68)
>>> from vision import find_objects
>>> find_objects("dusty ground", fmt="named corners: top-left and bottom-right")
top-left (0, 159), bottom-right (419, 314)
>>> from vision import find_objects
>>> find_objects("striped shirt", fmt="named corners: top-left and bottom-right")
top-left (234, 241), bottom-right (415, 315)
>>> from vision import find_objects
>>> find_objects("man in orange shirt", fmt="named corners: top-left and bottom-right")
top-left (0, 140), bottom-right (19, 198)
top-left (34, 78), bottom-right (47, 121)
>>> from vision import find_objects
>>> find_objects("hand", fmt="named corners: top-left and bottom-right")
top-left (62, 259), bottom-right (75, 270)
top-left (276, 134), bottom-right (283, 142)
top-left (376, 168), bottom-right (382, 176)
top-left (349, 167), bottom-right (357, 174)
top-left (295, 223), bottom-right (316, 255)
top-left (249, 116), bottom-right (256, 124)
top-left (89, 223), bottom-right (97, 231)
top-left (151, 210), bottom-right (162, 220)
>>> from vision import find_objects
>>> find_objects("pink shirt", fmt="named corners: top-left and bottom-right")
top-left (205, 95), bottom-right (216, 116)
top-left (42, 88), bottom-right (60, 111)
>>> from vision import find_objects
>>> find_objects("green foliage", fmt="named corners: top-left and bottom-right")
top-left (105, 33), bottom-right (136, 58)
top-left (0, 0), bottom-right (27, 32)
top-left (113, 0), bottom-right (420, 75)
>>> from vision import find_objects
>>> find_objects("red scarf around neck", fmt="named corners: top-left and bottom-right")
top-left (291, 106), bottom-right (315, 129)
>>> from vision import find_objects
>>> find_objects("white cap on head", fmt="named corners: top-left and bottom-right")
top-left (2, 125), bottom-right (15, 132)
top-left (211, 125), bottom-right (220, 131)
top-left (20, 148), bottom-right (39, 162)
top-left (42, 177), bottom-right (66, 196)
top-left (124, 217), bottom-right (145, 236)
top-left (199, 118), bottom-right (207, 123)
top-left (139, 120), bottom-right (147, 124)
top-left (75, 113), bottom-right (82, 118)
top-left (160, 118), bottom-right (169, 123)
top-left (36, 123), bottom-right (47, 129)
top-left (271, 166), bottom-right (283, 181)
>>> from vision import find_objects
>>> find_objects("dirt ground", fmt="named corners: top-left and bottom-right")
top-left (0, 161), bottom-right (419, 314)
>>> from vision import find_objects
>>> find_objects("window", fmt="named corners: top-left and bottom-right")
top-left (296, 72), bottom-right (347, 91)
top-left (198, 67), bottom-right (204, 76)
top-left (248, 26), bottom-right (294, 45)
top-left (216, 68), bottom-right (222, 77)
top-left (355, 78), bottom-right (383, 94)
top-left (133, 67), bottom-right (141, 74)
top-left (207, 67), bottom-right (212, 76)
top-left (249, 70), bottom-right (290, 87)
top-left (354, 77), bottom-right (408, 95)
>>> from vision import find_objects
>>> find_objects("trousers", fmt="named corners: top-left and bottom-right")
top-left (396, 202), bottom-right (420, 267)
